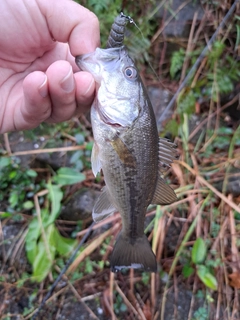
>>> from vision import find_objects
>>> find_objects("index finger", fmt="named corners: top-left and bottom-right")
top-left (38, 0), bottom-right (100, 55)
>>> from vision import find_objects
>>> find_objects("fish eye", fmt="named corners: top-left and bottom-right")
top-left (124, 67), bottom-right (138, 80)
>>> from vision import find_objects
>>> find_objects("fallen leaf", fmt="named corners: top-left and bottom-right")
top-left (143, 300), bottom-right (152, 320)
top-left (228, 272), bottom-right (240, 289)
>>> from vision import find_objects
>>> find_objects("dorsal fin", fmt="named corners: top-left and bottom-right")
top-left (159, 138), bottom-right (179, 173)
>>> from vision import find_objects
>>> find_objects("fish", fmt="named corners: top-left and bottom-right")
top-left (75, 14), bottom-right (178, 272)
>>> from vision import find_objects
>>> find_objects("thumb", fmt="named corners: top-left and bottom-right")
top-left (37, 0), bottom-right (100, 55)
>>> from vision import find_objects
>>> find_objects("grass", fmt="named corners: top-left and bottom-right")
top-left (1, 0), bottom-right (240, 319)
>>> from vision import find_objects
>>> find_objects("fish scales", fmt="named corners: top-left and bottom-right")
top-left (99, 89), bottom-right (158, 237)
top-left (76, 14), bottom-right (178, 272)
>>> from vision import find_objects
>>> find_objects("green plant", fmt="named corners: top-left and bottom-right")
top-left (25, 167), bottom-right (85, 282)
top-left (183, 237), bottom-right (218, 291)
top-left (0, 156), bottom-right (42, 213)
top-left (114, 294), bottom-right (127, 314)
top-left (22, 291), bottom-right (38, 316)
top-left (192, 306), bottom-right (209, 320)
top-left (167, 41), bottom-right (240, 139)
top-left (79, 0), bottom-right (156, 64)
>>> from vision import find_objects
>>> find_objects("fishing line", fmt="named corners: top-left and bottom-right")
top-left (157, 0), bottom-right (240, 125)
top-left (31, 221), bottom-right (95, 320)
top-left (121, 11), bottom-right (160, 81)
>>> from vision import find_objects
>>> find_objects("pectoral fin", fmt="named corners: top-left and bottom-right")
top-left (110, 136), bottom-right (136, 168)
top-left (152, 175), bottom-right (178, 205)
top-left (159, 138), bottom-right (179, 173)
top-left (91, 142), bottom-right (102, 177)
top-left (93, 186), bottom-right (117, 222)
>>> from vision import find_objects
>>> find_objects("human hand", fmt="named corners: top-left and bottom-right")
top-left (0, 0), bottom-right (100, 133)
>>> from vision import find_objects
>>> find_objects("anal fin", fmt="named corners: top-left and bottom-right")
top-left (152, 175), bottom-right (178, 205)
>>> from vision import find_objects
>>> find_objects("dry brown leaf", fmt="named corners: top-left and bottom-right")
top-left (171, 162), bottom-right (185, 186)
top-left (228, 272), bottom-right (240, 289)
top-left (142, 300), bottom-right (152, 320)
top-left (67, 226), bottom-right (118, 274)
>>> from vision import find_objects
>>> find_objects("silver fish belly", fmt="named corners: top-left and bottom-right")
top-left (76, 27), bottom-right (178, 273)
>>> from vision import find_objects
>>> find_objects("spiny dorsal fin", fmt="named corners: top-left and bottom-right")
top-left (159, 138), bottom-right (179, 173)
top-left (152, 175), bottom-right (178, 205)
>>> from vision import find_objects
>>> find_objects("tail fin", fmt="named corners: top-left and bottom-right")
top-left (110, 233), bottom-right (157, 272)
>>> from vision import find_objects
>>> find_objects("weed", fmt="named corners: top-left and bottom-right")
top-left (182, 237), bottom-right (218, 290)
top-left (192, 306), bottom-right (209, 320)
top-left (25, 167), bottom-right (85, 282)
top-left (22, 291), bottom-right (37, 316)
top-left (114, 294), bottom-right (127, 314)
top-left (142, 272), bottom-right (150, 285)
top-left (0, 156), bottom-right (42, 213)
top-left (167, 41), bottom-right (240, 138)
top-left (80, 0), bottom-right (157, 63)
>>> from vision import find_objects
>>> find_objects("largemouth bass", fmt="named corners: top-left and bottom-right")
top-left (76, 14), bottom-right (178, 272)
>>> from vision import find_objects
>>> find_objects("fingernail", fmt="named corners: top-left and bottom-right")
top-left (60, 67), bottom-right (75, 92)
top-left (84, 77), bottom-right (94, 95)
top-left (38, 75), bottom-right (48, 98)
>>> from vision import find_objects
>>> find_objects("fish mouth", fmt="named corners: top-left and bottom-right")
top-left (75, 46), bottom-right (128, 75)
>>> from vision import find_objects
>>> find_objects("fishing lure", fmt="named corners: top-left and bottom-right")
top-left (106, 12), bottom-right (133, 48)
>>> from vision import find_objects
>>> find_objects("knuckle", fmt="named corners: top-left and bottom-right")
top-left (88, 12), bottom-right (99, 29)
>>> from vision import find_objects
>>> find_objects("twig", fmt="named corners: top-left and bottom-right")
top-left (134, 295), bottom-right (147, 320)
top-left (187, 275), bottom-right (198, 320)
top-left (115, 283), bottom-right (140, 318)
top-left (160, 200), bottom-right (204, 320)
top-left (3, 133), bottom-right (12, 155)
top-left (24, 287), bottom-right (67, 319)
top-left (210, 218), bottom-right (229, 252)
top-left (103, 288), bottom-right (117, 320)
top-left (9, 144), bottom-right (85, 156)
top-left (0, 219), bottom-right (6, 263)
top-left (10, 227), bottom-right (28, 266)
top-left (188, 94), bottom-right (239, 142)
top-left (76, 214), bottom-right (121, 237)
top-left (157, 0), bottom-right (240, 125)
top-left (68, 282), bottom-right (99, 319)
top-left (67, 225), bottom-right (118, 274)
top-left (151, 272), bottom-right (156, 315)
top-left (109, 271), bottom-right (114, 320)
top-left (178, 160), bottom-right (240, 213)
top-left (81, 292), bottom-right (102, 302)
top-left (180, 11), bottom-right (198, 83)
top-left (228, 195), bottom-right (240, 271)
top-left (151, 0), bottom-right (192, 44)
